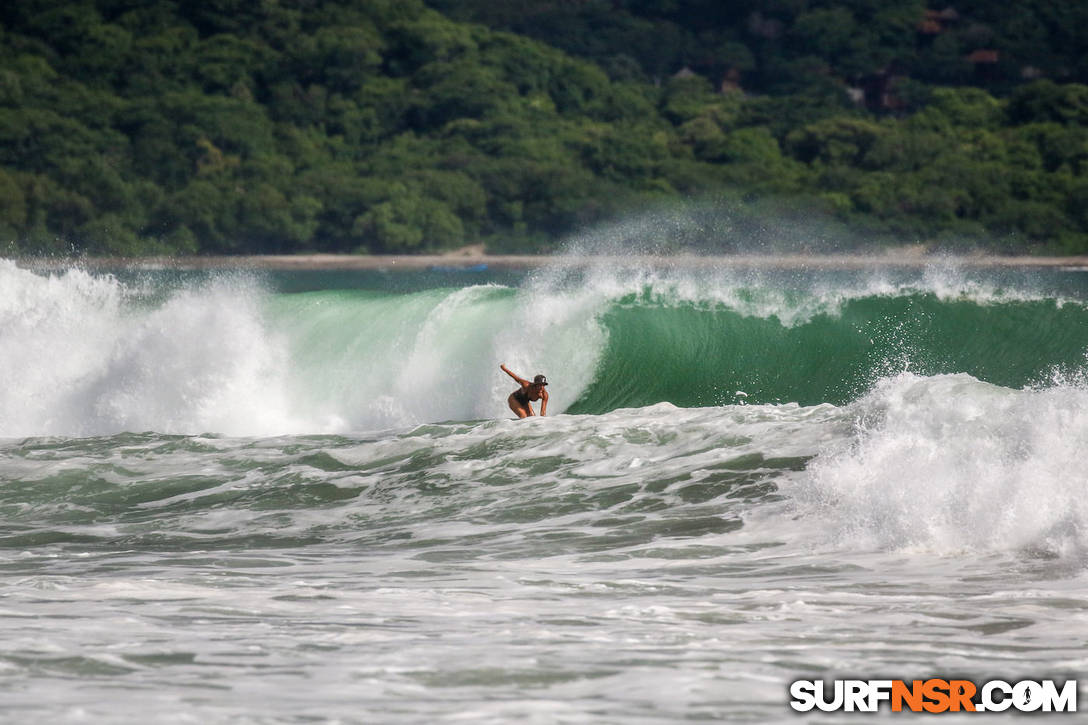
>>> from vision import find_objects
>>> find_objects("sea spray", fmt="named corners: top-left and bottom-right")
top-left (799, 373), bottom-right (1088, 556)
top-left (0, 261), bottom-right (296, 437)
top-left (0, 262), bottom-right (123, 436)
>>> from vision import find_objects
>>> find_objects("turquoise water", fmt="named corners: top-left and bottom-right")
top-left (1, 258), bottom-right (1087, 722)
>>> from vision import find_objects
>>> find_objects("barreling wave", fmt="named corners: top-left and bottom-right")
top-left (2, 259), bottom-right (1087, 437)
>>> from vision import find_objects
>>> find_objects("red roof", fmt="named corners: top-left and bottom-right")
top-left (967, 49), bottom-right (999, 64)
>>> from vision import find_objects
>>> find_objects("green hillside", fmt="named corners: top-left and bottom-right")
top-left (2, 0), bottom-right (1088, 255)
top-left (429, 1), bottom-right (1088, 95)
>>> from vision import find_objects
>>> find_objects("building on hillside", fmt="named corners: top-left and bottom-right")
top-left (919, 7), bottom-right (959, 36)
top-left (967, 49), bottom-right (1000, 81)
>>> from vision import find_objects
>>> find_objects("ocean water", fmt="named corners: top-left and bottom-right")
top-left (2, 257), bottom-right (1087, 723)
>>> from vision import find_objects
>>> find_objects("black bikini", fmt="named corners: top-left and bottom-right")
top-left (512, 388), bottom-right (530, 406)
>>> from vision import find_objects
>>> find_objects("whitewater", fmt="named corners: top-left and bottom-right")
top-left (2, 257), bottom-right (1087, 722)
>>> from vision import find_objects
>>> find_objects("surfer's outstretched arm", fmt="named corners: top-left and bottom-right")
top-left (500, 364), bottom-right (529, 386)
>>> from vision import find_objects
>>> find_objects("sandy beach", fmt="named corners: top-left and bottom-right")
top-left (13, 250), bottom-right (1088, 271)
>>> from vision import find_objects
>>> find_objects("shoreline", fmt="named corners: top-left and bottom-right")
top-left (11, 251), bottom-right (1088, 271)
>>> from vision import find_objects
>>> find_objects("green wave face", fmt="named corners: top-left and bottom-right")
top-left (569, 293), bottom-right (1088, 412)
top-left (3, 261), bottom-right (1088, 436)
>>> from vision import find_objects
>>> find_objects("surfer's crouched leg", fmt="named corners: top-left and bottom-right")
top-left (508, 394), bottom-right (530, 418)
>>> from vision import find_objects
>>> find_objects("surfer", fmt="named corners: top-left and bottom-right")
top-left (500, 364), bottom-right (548, 418)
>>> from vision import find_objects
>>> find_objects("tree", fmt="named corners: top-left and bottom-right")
top-left (1007, 81), bottom-right (1088, 126)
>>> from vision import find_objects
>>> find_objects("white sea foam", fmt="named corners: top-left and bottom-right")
top-left (799, 372), bottom-right (1088, 556)
top-left (0, 261), bottom-right (298, 437)
top-left (0, 262), bottom-right (616, 435)
top-left (0, 262), bottom-right (123, 436)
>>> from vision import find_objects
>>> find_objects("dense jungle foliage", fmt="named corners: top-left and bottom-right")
top-left (2, 0), bottom-right (1088, 255)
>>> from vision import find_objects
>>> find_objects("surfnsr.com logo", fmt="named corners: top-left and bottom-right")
top-left (789, 679), bottom-right (1078, 713)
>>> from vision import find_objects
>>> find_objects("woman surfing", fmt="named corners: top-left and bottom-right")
top-left (500, 364), bottom-right (548, 418)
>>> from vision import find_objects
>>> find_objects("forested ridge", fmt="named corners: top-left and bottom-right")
top-left (3, 0), bottom-right (1088, 256)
